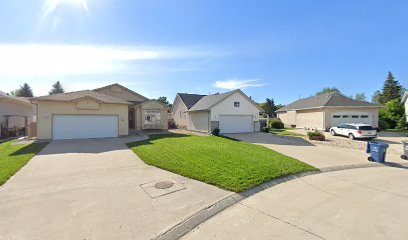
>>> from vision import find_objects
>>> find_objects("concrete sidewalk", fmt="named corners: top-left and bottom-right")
top-left (0, 137), bottom-right (232, 240)
top-left (183, 167), bottom-right (408, 240)
top-left (226, 132), bottom-right (407, 169)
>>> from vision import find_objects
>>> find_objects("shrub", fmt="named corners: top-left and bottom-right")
top-left (307, 131), bottom-right (325, 141)
top-left (378, 119), bottom-right (389, 131)
top-left (212, 127), bottom-right (220, 136)
top-left (262, 127), bottom-right (270, 133)
top-left (168, 119), bottom-right (176, 129)
top-left (269, 120), bottom-right (284, 129)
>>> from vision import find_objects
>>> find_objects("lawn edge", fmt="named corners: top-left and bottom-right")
top-left (152, 161), bottom-right (408, 240)
top-left (0, 141), bottom-right (49, 186)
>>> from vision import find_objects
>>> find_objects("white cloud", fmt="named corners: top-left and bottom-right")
top-left (0, 44), bottom-right (210, 78)
top-left (214, 78), bottom-right (264, 90)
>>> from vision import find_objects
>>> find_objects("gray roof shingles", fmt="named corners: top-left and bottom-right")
top-left (32, 90), bottom-right (130, 104)
top-left (277, 92), bottom-right (380, 112)
top-left (177, 93), bottom-right (206, 109)
top-left (188, 90), bottom-right (236, 111)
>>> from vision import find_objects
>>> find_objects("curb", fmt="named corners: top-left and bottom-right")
top-left (152, 161), bottom-right (408, 240)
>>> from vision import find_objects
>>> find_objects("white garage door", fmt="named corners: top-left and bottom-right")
top-left (331, 112), bottom-right (372, 127)
top-left (219, 115), bottom-right (253, 134)
top-left (53, 115), bottom-right (119, 140)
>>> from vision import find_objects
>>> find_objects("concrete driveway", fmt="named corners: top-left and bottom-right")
top-left (0, 137), bottom-right (232, 240)
top-left (225, 132), bottom-right (407, 169)
top-left (183, 167), bottom-right (408, 240)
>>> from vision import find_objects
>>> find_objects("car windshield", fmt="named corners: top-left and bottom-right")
top-left (358, 126), bottom-right (374, 130)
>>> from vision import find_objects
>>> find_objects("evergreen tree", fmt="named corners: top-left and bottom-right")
top-left (379, 72), bottom-right (402, 104)
top-left (49, 81), bottom-right (65, 95)
top-left (14, 83), bottom-right (34, 97)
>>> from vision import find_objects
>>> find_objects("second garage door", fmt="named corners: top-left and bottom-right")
top-left (219, 115), bottom-right (253, 134)
top-left (52, 115), bottom-right (119, 140)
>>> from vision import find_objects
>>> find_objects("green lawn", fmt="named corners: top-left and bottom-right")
top-left (383, 129), bottom-right (408, 133)
top-left (270, 128), bottom-right (305, 137)
top-left (127, 134), bottom-right (315, 192)
top-left (0, 140), bottom-right (48, 186)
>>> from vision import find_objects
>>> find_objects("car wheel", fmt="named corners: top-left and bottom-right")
top-left (402, 155), bottom-right (408, 160)
top-left (330, 130), bottom-right (336, 136)
top-left (368, 157), bottom-right (374, 162)
top-left (349, 134), bottom-right (355, 140)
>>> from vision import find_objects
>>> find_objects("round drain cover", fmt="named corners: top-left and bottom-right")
top-left (154, 181), bottom-right (174, 189)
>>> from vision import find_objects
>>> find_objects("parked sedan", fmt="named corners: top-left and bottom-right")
top-left (330, 123), bottom-right (377, 140)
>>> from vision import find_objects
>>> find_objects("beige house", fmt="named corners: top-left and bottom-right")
top-left (0, 91), bottom-right (34, 138)
top-left (172, 90), bottom-right (263, 134)
top-left (32, 84), bottom-right (168, 140)
top-left (276, 92), bottom-right (381, 130)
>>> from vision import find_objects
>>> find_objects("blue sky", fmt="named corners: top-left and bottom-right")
top-left (0, 0), bottom-right (407, 104)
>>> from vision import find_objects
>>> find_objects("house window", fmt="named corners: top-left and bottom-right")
top-left (179, 111), bottom-right (182, 118)
top-left (342, 115), bottom-right (350, 118)
top-left (333, 115), bottom-right (341, 118)
top-left (361, 115), bottom-right (369, 118)
top-left (234, 102), bottom-right (240, 107)
top-left (351, 115), bottom-right (359, 118)
top-left (144, 110), bottom-right (162, 129)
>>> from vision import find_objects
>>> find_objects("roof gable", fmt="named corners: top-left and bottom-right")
top-left (94, 83), bottom-right (149, 102)
top-left (277, 92), bottom-right (380, 112)
top-left (188, 89), bottom-right (262, 112)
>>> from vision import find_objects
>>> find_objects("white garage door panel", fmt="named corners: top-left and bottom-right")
top-left (53, 115), bottom-right (119, 140)
top-left (219, 115), bottom-right (253, 134)
top-left (331, 112), bottom-right (372, 127)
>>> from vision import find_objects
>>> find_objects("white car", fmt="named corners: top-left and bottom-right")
top-left (330, 123), bottom-right (377, 140)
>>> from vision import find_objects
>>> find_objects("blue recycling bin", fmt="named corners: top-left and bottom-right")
top-left (366, 142), bottom-right (389, 163)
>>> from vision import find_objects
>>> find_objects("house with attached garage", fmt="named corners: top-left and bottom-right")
top-left (31, 84), bottom-right (169, 140)
top-left (276, 92), bottom-right (381, 130)
top-left (172, 89), bottom-right (263, 134)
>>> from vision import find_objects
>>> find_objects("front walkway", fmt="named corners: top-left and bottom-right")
top-left (0, 137), bottom-right (232, 240)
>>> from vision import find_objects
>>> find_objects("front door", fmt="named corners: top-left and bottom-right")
top-left (129, 108), bottom-right (135, 129)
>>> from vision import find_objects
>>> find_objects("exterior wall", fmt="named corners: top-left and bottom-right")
top-left (140, 101), bottom-right (168, 130)
top-left (277, 110), bottom-right (296, 127)
top-left (210, 92), bottom-right (260, 126)
top-left (172, 96), bottom-right (189, 128)
top-left (36, 100), bottom-right (128, 139)
top-left (254, 121), bottom-right (260, 132)
top-left (210, 121), bottom-right (219, 133)
top-left (135, 106), bottom-right (142, 131)
top-left (95, 85), bottom-right (146, 102)
top-left (0, 100), bottom-right (33, 128)
top-left (188, 111), bottom-right (209, 132)
top-left (323, 107), bottom-right (379, 128)
top-left (296, 109), bottom-right (325, 130)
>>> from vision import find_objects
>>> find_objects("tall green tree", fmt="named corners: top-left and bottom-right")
top-left (14, 83), bottom-right (34, 97)
top-left (156, 96), bottom-right (172, 108)
top-left (379, 71), bottom-right (402, 104)
top-left (260, 98), bottom-right (276, 117)
top-left (354, 93), bottom-right (367, 101)
top-left (49, 81), bottom-right (65, 95)
top-left (372, 90), bottom-right (382, 104)
top-left (315, 87), bottom-right (340, 96)
top-left (379, 99), bottom-right (406, 129)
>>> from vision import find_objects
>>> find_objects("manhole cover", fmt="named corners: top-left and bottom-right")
top-left (154, 181), bottom-right (174, 189)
